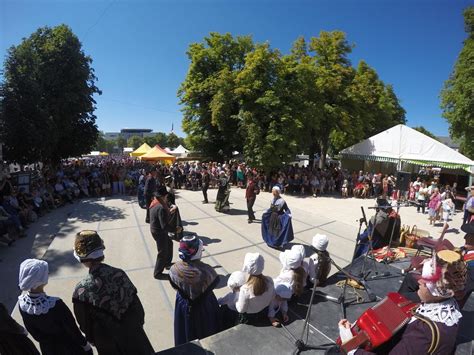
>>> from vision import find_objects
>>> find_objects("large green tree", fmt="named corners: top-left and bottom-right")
top-left (178, 33), bottom-right (254, 160)
top-left (309, 31), bottom-right (355, 168)
top-left (236, 44), bottom-right (302, 171)
top-left (127, 135), bottom-right (143, 149)
top-left (441, 6), bottom-right (474, 159)
top-left (413, 126), bottom-right (439, 141)
top-left (1, 25), bottom-right (101, 164)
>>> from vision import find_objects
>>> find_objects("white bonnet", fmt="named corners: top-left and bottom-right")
top-left (18, 259), bottom-right (49, 291)
top-left (243, 252), bottom-right (265, 275)
top-left (312, 234), bottom-right (329, 252)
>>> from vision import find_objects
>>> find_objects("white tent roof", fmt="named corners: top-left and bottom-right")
top-left (340, 124), bottom-right (474, 171)
top-left (172, 145), bottom-right (189, 154)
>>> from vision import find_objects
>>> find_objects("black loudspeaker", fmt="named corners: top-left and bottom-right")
top-left (396, 171), bottom-right (411, 191)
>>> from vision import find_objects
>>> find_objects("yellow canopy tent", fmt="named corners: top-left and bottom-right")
top-left (99, 152), bottom-right (109, 156)
top-left (130, 143), bottom-right (152, 157)
top-left (140, 145), bottom-right (176, 165)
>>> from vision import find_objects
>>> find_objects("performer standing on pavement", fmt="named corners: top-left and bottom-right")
top-left (245, 173), bottom-right (259, 223)
top-left (17, 259), bottom-right (91, 355)
top-left (72, 231), bottom-right (154, 355)
top-left (144, 167), bottom-right (158, 223)
top-left (215, 170), bottom-right (231, 212)
top-left (261, 186), bottom-right (294, 249)
top-left (149, 187), bottom-right (174, 279)
top-left (201, 167), bottom-right (210, 204)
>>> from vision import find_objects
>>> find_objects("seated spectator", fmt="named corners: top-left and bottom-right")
top-left (268, 280), bottom-right (292, 327)
top-left (307, 234), bottom-right (332, 286)
top-left (218, 271), bottom-right (246, 329)
top-left (236, 253), bottom-right (274, 325)
top-left (275, 248), bottom-right (306, 297)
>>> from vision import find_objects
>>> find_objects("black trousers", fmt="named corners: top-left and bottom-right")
top-left (152, 230), bottom-right (173, 277)
top-left (247, 197), bottom-right (256, 220)
top-left (202, 184), bottom-right (209, 203)
top-left (417, 199), bottom-right (426, 213)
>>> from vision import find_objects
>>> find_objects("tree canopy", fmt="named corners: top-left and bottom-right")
top-left (1, 25), bottom-right (101, 164)
top-left (413, 126), bottom-right (439, 141)
top-left (179, 31), bottom-right (405, 170)
top-left (441, 6), bottom-right (474, 159)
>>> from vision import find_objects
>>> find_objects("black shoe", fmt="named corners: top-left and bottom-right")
top-left (165, 263), bottom-right (174, 270)
top-left (202, 201), bottom-right (208, 204)
top-left (154, 273), bottom-right (169, 280)
top-left (248, 219), bottom-right (252, 224)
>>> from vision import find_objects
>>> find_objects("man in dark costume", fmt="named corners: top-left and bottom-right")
top-left (354, 198), bottom-right (401, 259)
top-left (201, 167), bottom-right (210, 204)
top-left (144, 167), bottom-right (158, 223)
top-left (149, 188), bottom-right (174, 279)
top-left (261, 186), bottom-right (294, 249)
top-left (245, 173), bottom-right (259, 223)
top-left (72, 231), bottom-right (154, 355)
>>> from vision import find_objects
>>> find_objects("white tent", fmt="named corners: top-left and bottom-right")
top-left (340, 124), bottom-right (474, 172)
top-left (173, 145), bottom-right (190, 154)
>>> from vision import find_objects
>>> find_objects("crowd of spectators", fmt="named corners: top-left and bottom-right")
top-left (0, 157), bottom-right (145, 247)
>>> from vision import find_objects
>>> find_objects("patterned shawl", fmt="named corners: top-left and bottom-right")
top-left (73, 263), bottom-right (137, 320)
top-left (169, 260), bottom-right (217, 301)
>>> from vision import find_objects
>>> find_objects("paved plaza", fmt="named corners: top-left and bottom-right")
top-left (1, 187), bottom-right (466, 352)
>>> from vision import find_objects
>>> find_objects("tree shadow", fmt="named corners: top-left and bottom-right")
top-left (182, 220), bottom-right (199, 226)
top-left (69, 199), bottom-right (126, 223)
top-left (41, 247), bottom-right (83, 276)
top-left (224, 209), bottom-right (250, 216)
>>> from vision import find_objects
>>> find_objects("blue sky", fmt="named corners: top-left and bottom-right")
top-left (1, 0), bottom-right (471, 137)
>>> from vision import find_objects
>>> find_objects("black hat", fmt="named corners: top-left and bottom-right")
top-left (154, 185), bottom-right (168, 198)
top-left (376, 198), bottom-right (391, 208)
top-left (461, 221), bottom-right (474, 235)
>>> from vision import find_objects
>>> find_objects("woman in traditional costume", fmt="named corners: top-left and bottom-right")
top-left (236, 253), bottom-right (274, 325)
top-left (339, 250), bottom-right (467, 354)
top-left (261, 186), bottom-right (294, 249)
top-left (215, 171), bottom-right (231, 212)
top-left (169, 235), bottom-right (221, 345)
top-left (72, 231), bottom-right (154, 355)
top-left (17, 258), bottom-right (92, 355)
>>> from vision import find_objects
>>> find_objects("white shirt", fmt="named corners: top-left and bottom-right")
top-left (218, 291), bottom-right (239, 311)
top-left (267, 297), bottom-right (288, 318)
top-left (306, 254), bottom-right (320, 283)
top-left (235, 276), bottom-right (274, 314)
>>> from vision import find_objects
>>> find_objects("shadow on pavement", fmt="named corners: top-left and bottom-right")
top-left (70, 199), bottom-right (127, 222)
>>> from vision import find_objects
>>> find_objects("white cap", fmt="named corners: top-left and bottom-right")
top-left (227, 271), bottom-right (246, 289)
top-left (274, 280), bottom-right (293, 299)
top-left (312, 234), bottom-right (329, 251)
top-left (279, 249), bottom-right (303, 270)
top-left (243, 252), bottom-right (265, 275)
top-left (272, 185), bottom-right (281, 192)
top-left (18, 259), bottom-right (49, 291)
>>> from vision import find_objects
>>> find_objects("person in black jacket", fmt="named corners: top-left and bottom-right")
top-left (17, 259), bottom-right (92, 355)
top-left (149, 187), bottom-right (174, 279)
top-left (144, 167), bottom-right (158, 223)
top-left (201, 167), bottom-right (210, 204)
top-left (0, 302), bottom-right (39, 355)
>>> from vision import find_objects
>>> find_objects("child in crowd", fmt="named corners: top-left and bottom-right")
top-left (268, 281), bottom-right (292, 327)
top-left (307, 234), bottom-right (331, 286)
top-left (218, 271), bottom-right (246, 329)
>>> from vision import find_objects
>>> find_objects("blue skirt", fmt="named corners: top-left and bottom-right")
top-left (174, 290), bottom-right (221, 346)
top-left (261, 210), bottom-right (294, 247)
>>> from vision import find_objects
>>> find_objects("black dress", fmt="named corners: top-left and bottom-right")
top-left (73, 263), bottom-right (154, 355)
top-left (0, 302), bottom-right (39, 355)
top-left (19, 298), bottom-right (89, 355)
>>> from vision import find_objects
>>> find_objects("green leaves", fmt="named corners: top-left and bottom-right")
top-left (179, 31), bottom-right (406, 169)
top-left (1, 24), bottom-right (100, 164)
top-left (440, 6), bottom-right (474, 159)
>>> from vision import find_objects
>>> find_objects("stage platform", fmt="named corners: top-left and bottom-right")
top-left (159, 256), bottom-right (474, 354)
